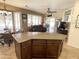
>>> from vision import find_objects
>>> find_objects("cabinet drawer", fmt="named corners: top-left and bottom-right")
top-left (47, 40), bottom-right (62, 44)
top-left (21, 40), bottom-right (31, 47)
top-left (32, 39), bottom-right (46, 45)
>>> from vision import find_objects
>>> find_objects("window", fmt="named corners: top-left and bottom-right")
top-left (0, 11), bottom-right (21, 32)
top-left (27, 14), bottom-right (42, 27)
top-left (0, 11), bottom-right (13, 31)
top-left (27, 14), bottom-right (32, 26)
top-left (0, 12), bottom-right (5, 30)
top-left (32, 15), bottom-right (36, 25)
top-left (6, 12), bottom-right (13, 31)
top-left (38, 16), bottom-right (42, 25)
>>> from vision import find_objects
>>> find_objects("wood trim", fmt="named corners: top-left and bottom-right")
top-left (0, 2), bottom-right (44, 16)
top-left (12, 12), bottom-right (16, 32)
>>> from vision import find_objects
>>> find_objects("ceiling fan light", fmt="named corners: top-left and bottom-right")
top-left (47, 13), bottom-right (52, 17)
top-left (47, 15), bottom-right (52, 17)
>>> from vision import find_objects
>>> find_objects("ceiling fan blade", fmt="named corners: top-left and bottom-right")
top-left (47, 11), bottom-right (56, 13)
top-left (50, 11), bottom-right (56, 13)
top-left (47, 8), bottom-right (56, 13)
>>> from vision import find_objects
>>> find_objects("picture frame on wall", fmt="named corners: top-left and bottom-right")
top-left (22, 14), bottom-right (27, 19)
top-left (75, 15), bottom-right (79, 28)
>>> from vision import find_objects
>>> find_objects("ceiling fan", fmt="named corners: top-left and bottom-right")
top-left (47, 8), bottom-right (56, 17)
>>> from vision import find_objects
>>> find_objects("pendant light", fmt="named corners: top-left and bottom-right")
top-left (3, 0), bottom-right (8, 30)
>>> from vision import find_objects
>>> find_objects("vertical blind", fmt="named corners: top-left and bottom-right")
top-left (0, 10), bottom-right (42, 32)
top-left (0, 11), bottom-right (5, 30)
top-left (14, 12), bottom-right (21, 32)
top-left (0, 11), bottom-right (13, 31)
top-left (0, 11), bottom-right (21, 32)
top-left (27, 14), bottom-right (42, 27)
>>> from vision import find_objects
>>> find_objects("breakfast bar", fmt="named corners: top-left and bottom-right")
top-left (13, 32), bottom-right (66, 59)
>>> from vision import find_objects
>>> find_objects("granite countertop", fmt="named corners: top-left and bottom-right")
top-left (12, 32), bottom-right (67, 43)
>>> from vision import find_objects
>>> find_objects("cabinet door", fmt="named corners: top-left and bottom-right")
top-left (21, 40), bottom-right (31, 59)
top-left (15, 42), bottom-right (22, 59)
top-left (32, 40), bottom-right (46, 58)
top-left (46, 40), bottom-right (61, 58)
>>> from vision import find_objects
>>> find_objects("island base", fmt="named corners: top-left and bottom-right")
top-left (15, 39), bottom-right (63, 59)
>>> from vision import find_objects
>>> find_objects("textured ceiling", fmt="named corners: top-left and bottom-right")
top-left (0, 0), bottom-right (75, 14)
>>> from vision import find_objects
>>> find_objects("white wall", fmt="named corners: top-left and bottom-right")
top-left (52, 10), bottom-right (65, 20)
top-left (68, 0), bottom-right (79, 48)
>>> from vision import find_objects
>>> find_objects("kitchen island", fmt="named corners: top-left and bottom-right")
top-left (13, 32), bottom-right (66, 59)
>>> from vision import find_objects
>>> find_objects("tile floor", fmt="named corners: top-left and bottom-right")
top-left (0, 43), bottom-right (79, 59)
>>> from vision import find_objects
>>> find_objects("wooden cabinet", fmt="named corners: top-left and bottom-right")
top-left (21, 40), bottom-right (31, 59)
top-left (32, 40), bottom-right (46, 58)
top-left (46, 40), bottom-right (62, 58)
top-left (15, 39), bottom-right (63, 59)
top-left (47, 43), bottom-right (58, 58)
